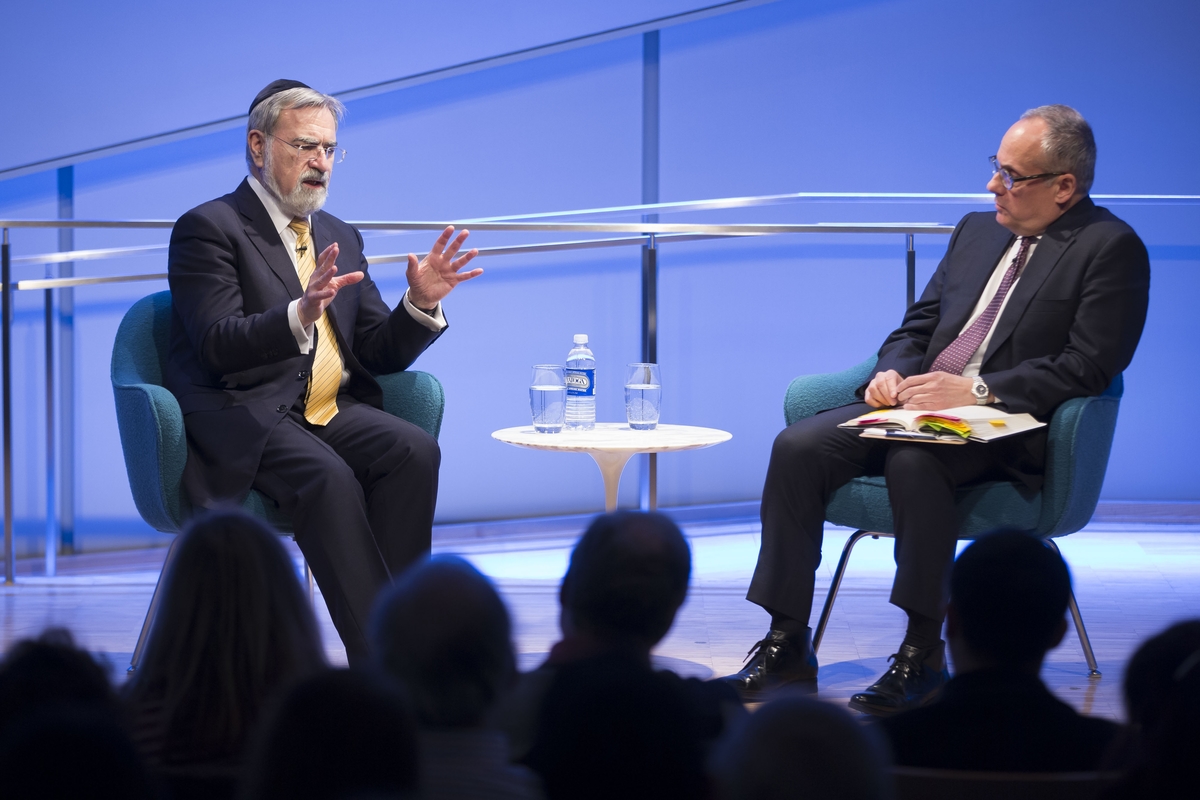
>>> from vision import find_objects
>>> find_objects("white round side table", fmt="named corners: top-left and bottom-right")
top-left (491, 422), bottom-right (732, 512)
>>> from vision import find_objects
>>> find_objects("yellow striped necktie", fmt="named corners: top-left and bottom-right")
top-left (287, 220), bottom-right (341, 426)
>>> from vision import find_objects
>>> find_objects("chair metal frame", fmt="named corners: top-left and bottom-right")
top-left (812, 530), bottom-right (1101, 676)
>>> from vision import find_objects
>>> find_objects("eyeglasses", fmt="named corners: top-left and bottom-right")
top-left (989, 155), bottom-right (1063, 190)
top-left (269, 134), bottom-right (346, 164)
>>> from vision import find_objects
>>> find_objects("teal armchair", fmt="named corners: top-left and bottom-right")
top-left (787, 356), bottom-right (1122, 677)
top-left (111, 291), bottom-right (445, 667)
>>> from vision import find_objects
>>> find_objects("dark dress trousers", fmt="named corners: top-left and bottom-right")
top-left (165, 179), bottom-right (443, 659)
top-left (878, 669), bottom-right (1120, 772)
top-left (748, 198), bottom-right (1150, 624)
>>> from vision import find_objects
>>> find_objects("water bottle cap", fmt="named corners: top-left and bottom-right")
top-left (573, 334), bottom-right (588, 344)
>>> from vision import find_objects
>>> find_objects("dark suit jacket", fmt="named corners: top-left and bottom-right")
top-left (165, 179), bottom-right (442, 507)
top-left (864, 198), bottom-right (1150, 486)
top-left (878, 669), bottom-right (1121, 772)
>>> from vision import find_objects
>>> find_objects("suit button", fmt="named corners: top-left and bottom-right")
top-left (298, 370), bottom-right (308, 379)
top-left (276, 404), bottom-right (288, 413)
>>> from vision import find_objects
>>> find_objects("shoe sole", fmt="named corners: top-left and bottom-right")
top-left (847, 685), bottom-right (944, 717)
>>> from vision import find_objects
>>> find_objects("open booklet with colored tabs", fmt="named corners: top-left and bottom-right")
top-left (838, 406), bottom-right (1047, 444)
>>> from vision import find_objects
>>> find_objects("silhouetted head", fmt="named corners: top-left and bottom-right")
top-left (1124, 619), bottom-right (1200, 730)
top-left (125, 508), bottom-right (325, 762)
top-left (0, 628), bottom-right (115, 733)
top-left (370, 554), bottom-right (515, 729)
top-left (711, 694), bottom-right (892, 800)
top-left (559, 512), bottom-right (691, 649)
top-left (947, 530), bottom-right (1071, 670)
top-left (241, 668), bottom-right (419, 800)
top-left (1119, 619), bottom-right (1200, 797)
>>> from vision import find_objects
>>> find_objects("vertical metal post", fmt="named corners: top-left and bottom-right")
top-left (44, 283), bottom-right (56, 577)
top-left (906, 234), bottom-right (916, 308)
top-left (58, 166), bottom-right (75, 554)
top-left (3, 228), bottom-right (13, 584)
top-left (639, 29), bottom-right (660, 512)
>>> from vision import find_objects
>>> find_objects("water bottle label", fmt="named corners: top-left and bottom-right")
top-left (565, 368), bottom-right (595, 397)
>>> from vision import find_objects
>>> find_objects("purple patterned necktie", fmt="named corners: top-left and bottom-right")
top-left (929, 236), bottom-right (1034, 376)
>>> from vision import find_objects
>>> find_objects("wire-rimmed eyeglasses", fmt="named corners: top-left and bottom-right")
top-left (989, 155), bottom-right (1064, 190)
top-left (270, 134), bottom-right (346, 164)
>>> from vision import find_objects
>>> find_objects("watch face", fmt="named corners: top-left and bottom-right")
top-left (973, 382), bottom-right (988, 398)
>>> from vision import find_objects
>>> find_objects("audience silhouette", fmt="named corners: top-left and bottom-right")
top-left (494, 511), bottom-right (740, 799)
top-left (712, 694), bottom-right (892, 800)
top-left (371, 554), bottom-right (542, 799)
top-left (239, 668), bottom-right (420, 800)
top-left (1, 512), bottom-right (1196, 799)
top-left (1104, 619), bottom-right (1200, 799)
top-left (879, 529), bottom-right (1119, 771)
top-left (123, 508), bottom-right (327, 797)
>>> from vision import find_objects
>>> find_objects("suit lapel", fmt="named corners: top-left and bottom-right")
top-left (234, 180), bottom-right (304, 299)
top-left (983, 198), bottom-right (1095, 363)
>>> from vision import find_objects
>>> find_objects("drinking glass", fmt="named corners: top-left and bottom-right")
top-left (530, 365), bottom-right (567, 433)
top-left (625, 363), bottom-right (662, 430)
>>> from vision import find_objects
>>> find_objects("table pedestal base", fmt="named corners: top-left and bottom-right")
top-left (588, 450), bottom-right (635, 512)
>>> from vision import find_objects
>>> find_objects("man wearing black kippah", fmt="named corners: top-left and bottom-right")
top-left (164, 80), bottom-right (482, 662)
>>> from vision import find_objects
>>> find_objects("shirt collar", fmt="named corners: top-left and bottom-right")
top-left (247, 173), bottom-right (306, 235)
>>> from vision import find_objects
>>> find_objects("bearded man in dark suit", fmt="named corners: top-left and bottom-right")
top-left (719, 105), bottom-right (1150, 714)
top-left (165, 80), bottom-right (482, 661)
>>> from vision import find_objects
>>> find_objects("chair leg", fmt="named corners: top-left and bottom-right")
top-left (812, 530), bottom-right (875, 653)
top-left (1045, 538), bottom-right (1102, 678)
top-left (129, 534), bottom-right (183, 673)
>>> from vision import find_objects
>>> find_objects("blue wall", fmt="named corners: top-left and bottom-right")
top-left (1, 0), bottom-right (1197, 552)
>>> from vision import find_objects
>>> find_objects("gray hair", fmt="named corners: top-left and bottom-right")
top-left (245, 87), bottom-right (346, 170)
top-left (1021, 104), bottom-right (1096, 195)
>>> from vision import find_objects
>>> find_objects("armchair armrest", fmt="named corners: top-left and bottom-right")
top-left (784, 356), bottom-right (878, 426)
top-left (375, 370), bottom-right (446, 440)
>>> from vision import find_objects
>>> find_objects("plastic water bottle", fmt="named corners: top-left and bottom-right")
top-left (565, 334), bottom-right (596, 430)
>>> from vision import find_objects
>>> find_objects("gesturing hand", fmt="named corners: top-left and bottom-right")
top-left (407, 226), bottom-right (482, 309)
top-left (895, 371), bottom-right (975, 410)
top-left (298, 243), bottom-right (365, 328)
top-left (864, 369), bottom-right (903, 408)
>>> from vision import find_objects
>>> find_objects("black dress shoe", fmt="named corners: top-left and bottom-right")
top-left (716, 629), bottom-right (818, 701)
top-left (848, 641), bottom-right (949, 717)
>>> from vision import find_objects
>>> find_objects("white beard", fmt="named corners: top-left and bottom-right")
top-left (262, 145), bottom-right (329, 218)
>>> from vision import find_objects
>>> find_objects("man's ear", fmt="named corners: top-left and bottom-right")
top-left (248, 130), bottom-right (266, 170)
top-left (1055, 173), bottom-right (1079, 204)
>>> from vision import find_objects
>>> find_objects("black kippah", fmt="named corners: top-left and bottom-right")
top-left (248, 79), bottom-right (312, 115)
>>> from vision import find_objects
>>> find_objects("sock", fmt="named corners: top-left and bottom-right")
top-left (768, 611), bottom-right (810, 639)
top-left (902, 610), bottom-right (943, 651)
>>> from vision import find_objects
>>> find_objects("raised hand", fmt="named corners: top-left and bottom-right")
top-left (298, 243), bottom-right (364, 327)
top-left (406, 226), bottom-right (482, 309)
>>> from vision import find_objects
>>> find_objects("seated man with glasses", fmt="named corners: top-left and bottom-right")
top-left (719, 105), bottom-right (1150, 715)
top-left (164, 79), bottom-right (482, 663)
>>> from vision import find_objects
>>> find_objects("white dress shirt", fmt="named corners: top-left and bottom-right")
top-left (958, 234), bottom-right (1040, 379)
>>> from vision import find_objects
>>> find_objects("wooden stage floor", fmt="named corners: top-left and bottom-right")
top-left (3, 520), bottom-right (1198, 721)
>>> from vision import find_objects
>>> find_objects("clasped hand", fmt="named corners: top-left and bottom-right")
top-left (297, 227), bottom-right (482, 327)
top-left (864, 369), bottom-right (976, 410)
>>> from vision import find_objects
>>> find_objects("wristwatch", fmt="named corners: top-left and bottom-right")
top-left (971, 376), bottom-right (991, 405)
